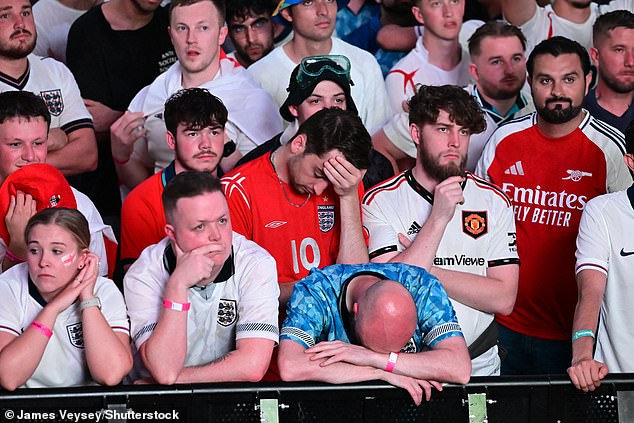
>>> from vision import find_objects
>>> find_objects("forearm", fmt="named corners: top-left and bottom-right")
top-left (175, 339), bottom-right (274, 383)
top-left (389, 346), bottom-right (470, 384)
top-left (82, 308), bottom-right (132, 386)
top-left (386, 218), bottom-right (447, 270)
top-left (47, 129), bottom-right (98, 175)
top-left (429, 266), bottom-right (518, 315)
top-left (115, 158), bottom-right (152, 190)
top-left (0, 307), bottom-right (59, 390)
top-left (571, 270), bottom-right (606, 363)
top-left (279, 281), bottom-right (296, 310)
top-left (281, 350), bottom-right (385, 384)
top-left (336, 194), bottom-right (369, 264)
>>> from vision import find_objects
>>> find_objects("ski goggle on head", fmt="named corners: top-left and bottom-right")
top-left (294, 55), bottom-right (354, 90)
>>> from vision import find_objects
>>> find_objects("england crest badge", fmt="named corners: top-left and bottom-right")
top-left (40, 89), bottom-right (64, 116)
top-left (218, 299), bottom-right (237, 327)
top-left (66, 322), bottom-right (84, 348)
top-left (317, 205), bottom-right (335, 232)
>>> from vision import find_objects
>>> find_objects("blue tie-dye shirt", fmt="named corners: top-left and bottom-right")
top-left (281, 263), bottom-right (463, 351)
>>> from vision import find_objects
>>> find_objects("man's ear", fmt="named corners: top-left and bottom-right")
top-left (290, 133), bottom-right (307, 154)
top-left (280, 7), bottom-right (293, 23)
top-left (412, 5), bottom-right (424, 25)
top-left (468, 63), bottom-right (479, 82)
top-left (288, 104), bottom-right (299, 119)
top-left (164, 224), bottom-right (176, 242)
top-left (410, 123), bottom-right (421, 147)
top-left (166, 130), bottom-right (176, 151)
top-left (584, 71), bottom-right (592, 96)
top-left (218, 24), bottom-right (228, 46)
top-left (624, 153), bottom-right (634, 173)
top-left (589, 47), bottom-right (600, 67)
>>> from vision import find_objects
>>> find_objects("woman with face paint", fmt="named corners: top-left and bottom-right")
top-left (0, 208), bottom-right (132, 390)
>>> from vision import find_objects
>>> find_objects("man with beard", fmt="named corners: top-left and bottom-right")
top-left (363, 84), bottom-right (519, 376)
top-left (0, 0), bottom-right (97, 177)
top-left (464, 21), bottom-right (534, 171)
top-left (119, 89), bottom-right (226, 271)
top-left (501, 0), bottom-right (633, 54)
top-left (583, 10), bottom-right (634, 133)
top-left (226, 0), bottom-right (275, 68)
top-left (221, 108), bottom-right (370, 310)
top-left (476, 36), bottom-right (633, 375)
top-left (66, 0), bottom-right (176, 221)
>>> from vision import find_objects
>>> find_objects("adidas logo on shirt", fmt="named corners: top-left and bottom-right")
top-left (407, 221), bottom-right (422, 235)
top-left (504, 161), bottom-right (524, 176)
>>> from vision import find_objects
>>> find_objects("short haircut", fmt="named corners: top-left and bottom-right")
top-left (408, 85), bottom-right (486, 134)
top-left (468, 20), bottom-right (526, 57)
top-left (593, 10), bottom-right (634, 46)
top-left (226, 0), bottom-right (273, 22)
top-left (0, 91), bottom-right (51, 129)
top-left (296, 107), bottom-right (371, 170)
top-left (164, 88), bottom-right (228, 136)
top-left (527, 36), bottom-right (591, 78)
top-left (170, 0), bottom-right (225, 24)
top-left (162, 171), bottom-right (224, 223)
top-left (25, 208), bottom-right (90, 251)
top-left (625, 120), bottom-right (634, 155)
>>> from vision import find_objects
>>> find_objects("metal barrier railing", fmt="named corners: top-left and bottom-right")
top-left (2, 375), bottom-right (634, 423)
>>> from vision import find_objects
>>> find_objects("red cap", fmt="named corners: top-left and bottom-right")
top-left (0, 164), bottom-right (77, 245)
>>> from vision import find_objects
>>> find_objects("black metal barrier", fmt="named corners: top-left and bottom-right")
top-left (2, 375), bottom-right (634, 423)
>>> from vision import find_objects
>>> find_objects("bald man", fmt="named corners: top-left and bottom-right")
top-left (278, 263), bottom-right (470, 405)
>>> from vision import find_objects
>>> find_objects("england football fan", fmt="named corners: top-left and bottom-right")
top-left (464, 21), bottom-right (534, 171)
top-left (476, 36), bottom-right (633, 375)
top-left (567, 123), bottom-right (634, 392)
top-left (278, 262), bottom-right (471, 405)
top-left (235, 55), bottom-right (394, 190)
top-left (222, 107), bottom-right (371, 308)
top-left (110, 0), bottom-right (281, 190)
top-left (0, 208), bottom-right (131, 390)
top-left (119, 88), bottom-right (227, 270)
top-left (0, 0), bottom-right (97, 176)
top-left (363, 85), bottom-right (519, 376)
top-left (247, 0), bottom-right (390, 135)
top-left (371, 0), bottom-right (481, 171)
top-left (226, 0), bottom-right (275, 68)
top-left (501, 0), bottom-right (633, 54)
top-left (0, 91), bottom-right (115, 277)
top-left (124, 171), bottom-right (279, 384)
top-left (583, 10), bottom-right (634, 133)
top-left (66, 0), bottom-right (176, 219)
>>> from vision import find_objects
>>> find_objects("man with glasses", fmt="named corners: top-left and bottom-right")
top-left (236, 55), bottom-right (393, 189)
top-left (222, 108), bottom-right (371, 310)
top-left (247, 0), bottom-right (390, 135)
top-left (226, 0), bottom-right (276, 68)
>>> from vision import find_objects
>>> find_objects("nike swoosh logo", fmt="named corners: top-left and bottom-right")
top-left (620, 248), bottom-right (634, 257)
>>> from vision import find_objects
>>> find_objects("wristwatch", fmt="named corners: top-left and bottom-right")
top-left (79, 297), bottom-right (102, 311)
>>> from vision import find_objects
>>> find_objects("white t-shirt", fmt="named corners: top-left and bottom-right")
top-left (0, 55), bottom-right (93, 132)
top-left (517, 0), bottom-right (634, 53)
top-left (129, 59), bottom-right (283, 171)
top-left (124, 235), bottom-right (279, 372)
top-left (575, 185), bottom-right (634, 372)
top-left (247, 37), bottom-right (391, 135)
top-left (362, 171), bottom-right (519, 375)
top-left (0, 264), bottom-right (129, 388)
top-left (33, 0), bottom-right (86, 63)
top-left (0, 188), bottom-right (115, 277)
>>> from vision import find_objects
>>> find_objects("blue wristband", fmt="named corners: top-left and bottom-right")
top-left (572, 329), bottom-right (595, 341)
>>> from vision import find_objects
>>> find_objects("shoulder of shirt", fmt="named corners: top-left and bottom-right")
top-left (386, 47), bottom-right (421, 75)
top-left (585, 189), bottom-right (626, 212)
top-left (127, 238), bottom-right (169, 278)
top-left (71, 187), bottom-right (100, 219)
top-left (0, 263), bottom-right (28, 288)
top-left (247, 44), bottom-right (286, 72)
top-left (332, 37), bottom-right (378, 63)
top-left (223, 154), bottom-right (270, 180)
top-left (124, 172), bottom-right (162, 205)
top-left (232, 232), bottom-right (275, 263)
top-left (465, 172), bottom-right (513, 207)
top-left (30, 54), bottom-right (72, 73)
top-left (582, 113), bottom-right (627, 156)
top-left (362, 171), bottom-right (408, 205)
top-left (489, 112), bottom-right (535, 142)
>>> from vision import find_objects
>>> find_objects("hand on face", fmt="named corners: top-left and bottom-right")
top-left (323, 155), bottom-right (365, 198)
top-left (429, 175), bottom-right (464, 225)
top-left (170, 241), bottom-right (222, 289)
top-left (47, 252), bottom-right (95, 314)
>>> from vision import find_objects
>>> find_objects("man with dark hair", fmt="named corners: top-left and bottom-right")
top-left (363, 85), bottom-right (519, 376)
top-left (124, 171), bottom-right (279, 384)
top-left (66, 0), bottom-right (176, 219)
top-left (0, 91), bottom-right (114, 276)
top-left (226, 0), bottom-right (275, 67)
top-left (464, 21), bottom-right (534, 170)
top-left (568, 122), bottom-right (634, 391)
top-left (119, 88), bottom-right (227, 270)
top-left (583, 10), bottom-right (634, 133)
top-left (222, 107), bottom-right (371, 309)
top-left (111, 0), bottom-right (281, 190)
top-left (278, 262), bottom-right (471, 405)
top-left (477, 36), bottom-right (633, 375)
top-left (0, 0), bottom-right (97, 177)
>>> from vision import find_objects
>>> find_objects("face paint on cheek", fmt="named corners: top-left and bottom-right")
top-left (61, 253), bottom-right (76, 267)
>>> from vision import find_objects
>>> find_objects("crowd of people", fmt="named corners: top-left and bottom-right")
top-left (0, 0), bottom-right (633, 404)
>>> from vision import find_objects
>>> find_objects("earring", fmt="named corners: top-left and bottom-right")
top-left (78, 264), bottom-right (84, 269)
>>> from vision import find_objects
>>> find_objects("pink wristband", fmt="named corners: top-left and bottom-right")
top-left (4, 249), bottom-right (24, 264)
top-left (31, 321), bottom-right (53, 339)
top-left (162, 298), bottom-right (191, 312)
top-left (385, 352), bottom-right (399, 372)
